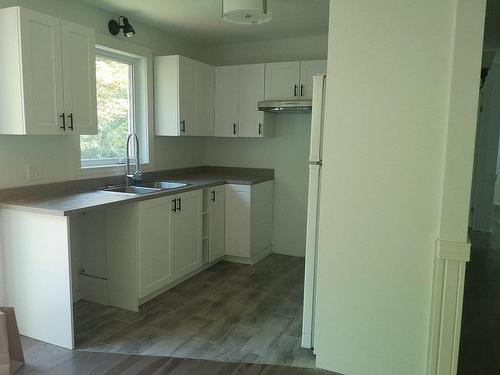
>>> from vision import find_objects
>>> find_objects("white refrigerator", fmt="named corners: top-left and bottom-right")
top-left (302, 74), bottom-right (327, 349)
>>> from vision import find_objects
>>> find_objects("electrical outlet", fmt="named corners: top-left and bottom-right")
top-left (26, 165), bottom-right (43, 181)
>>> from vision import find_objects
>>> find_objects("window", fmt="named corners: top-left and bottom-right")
top-left (80, 47), bottom-right (149, 169)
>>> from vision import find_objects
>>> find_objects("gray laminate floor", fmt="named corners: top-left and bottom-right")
top-left (74, 254), bottom-right (315, 368)
top-left (18, 336), bottom-right (338, 375)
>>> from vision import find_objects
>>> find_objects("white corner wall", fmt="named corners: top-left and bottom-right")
top-left (314, 0), bottom-right (483, 374)
top-left (204, 115), bottom-right (312, 257)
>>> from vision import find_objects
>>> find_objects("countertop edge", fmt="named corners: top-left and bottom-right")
top-left (0, 177), bottom-right (274, 217)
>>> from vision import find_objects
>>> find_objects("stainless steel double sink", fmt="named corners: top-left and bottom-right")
top-left (101, 181), bottom-right (190, 195)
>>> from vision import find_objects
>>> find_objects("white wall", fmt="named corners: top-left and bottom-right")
top-left (0, 0), bottom-right (207, 189)
top-left (204, 115), bottom-right (312, 257)
top-left (313, 0), bottom-right (483, 374)
top-left (201, 34), bottom-right (328, 66)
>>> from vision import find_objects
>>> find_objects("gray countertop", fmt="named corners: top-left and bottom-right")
top-left (0, 168), bottom-right (274, 216)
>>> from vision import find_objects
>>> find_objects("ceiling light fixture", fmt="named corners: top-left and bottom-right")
top-left (108, 16), bottom-right (136, 37)
top-left (222, 0), bottom-right (272, 25)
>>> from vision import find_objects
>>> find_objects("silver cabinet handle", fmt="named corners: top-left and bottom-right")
top-left (180, 120), bottom-right (186, 133)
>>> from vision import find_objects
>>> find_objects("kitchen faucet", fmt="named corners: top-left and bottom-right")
top-left (126, 133), bottom-right (143, 186)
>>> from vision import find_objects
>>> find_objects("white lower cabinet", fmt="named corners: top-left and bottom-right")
top-left (208, 185), bottom-right (225, 262)
top-left (101, 182), bottom-right (272, 307)
top-left (137, 190), bottom-right (202, 299)
top-left (138, 197), bottom-right (174, 298)
top-left (171, 189), bottom-right (203, 279)
top-left (225, 181), bottom-right (274, 263)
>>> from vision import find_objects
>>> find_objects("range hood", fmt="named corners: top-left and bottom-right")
top-left (258, 100), bottom-right (312, 114)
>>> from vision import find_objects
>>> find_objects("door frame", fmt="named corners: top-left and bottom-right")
top-left (426, 0), bottom-right (487, 374)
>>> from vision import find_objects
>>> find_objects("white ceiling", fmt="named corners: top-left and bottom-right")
top-left (80, 0), bottom-right (330, 45)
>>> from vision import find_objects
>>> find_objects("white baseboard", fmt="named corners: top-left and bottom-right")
top-left (223, 245), bottom-right (272, 265)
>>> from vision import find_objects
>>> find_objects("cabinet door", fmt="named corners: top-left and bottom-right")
top-left (264, 61), bottom-right (300, 101)
top-left (299, 60), bottom-right (327, 100)
top-left (208, 185), bottom-right (225, 262)
top-left (154, 56), bottom-right (180, 136)
top-left (173, 190), bottom-right (202, 278)
top-left (239, 64), bottom-right (265, 138)
top-left (225, 184), bottom-right (251, 258)
top-left (20, 8), bottom-right (64, 135)
top-left (179, 56), bottom-right (197, 136)
top-left (138, 197), bottom-right (174, 298)
top-left (214, 65), bottom-right (240, 137)
top-left (195, 61), bottom-right (214, 136)
top-left (61, 20), bottom-right (97, 135)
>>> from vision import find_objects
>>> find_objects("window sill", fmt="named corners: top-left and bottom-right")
top-left (74, 163), bottom-right (151, 179)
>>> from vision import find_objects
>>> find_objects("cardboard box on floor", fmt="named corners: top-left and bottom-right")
top-left (0, 308), bottom-right (24, 374)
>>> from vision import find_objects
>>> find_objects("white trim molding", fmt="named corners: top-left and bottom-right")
top-left (427, 239), bottom-right (470, 375)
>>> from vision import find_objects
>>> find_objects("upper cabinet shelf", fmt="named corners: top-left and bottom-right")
top-left (0, 7), bottom-right (97, 136)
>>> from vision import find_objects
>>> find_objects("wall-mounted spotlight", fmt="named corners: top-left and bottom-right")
top-left (108, 16), bottom-right (135, 37)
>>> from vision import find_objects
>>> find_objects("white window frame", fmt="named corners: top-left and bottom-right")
top-left (73, 42), bottom-right (152, 177)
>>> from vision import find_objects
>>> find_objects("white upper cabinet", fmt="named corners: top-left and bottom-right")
top-left (0, 7), bottom-right (97, 135)
top-left (264, 61), bottom-right (301, 101)
top-left (178, 56), bottom-right (196, 135)
top-left (238, 64), bottom-right (265, 138)
top-left (20, 8), bottom-right (64, 135)
top-left (299, 60), bottom-right (328, 100)
top-left (155, 55), bottom-right (214, 137)
top-left (264, 60), bottom-right (327, 101)
top-left (196, 62), bottom-right (215, 136)
top-left (61, 20), bottom-right (97, 135)
top-left (214, 65), bottom-right (240, 137)
top-left (215, 63), bottom-right (274, 138)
